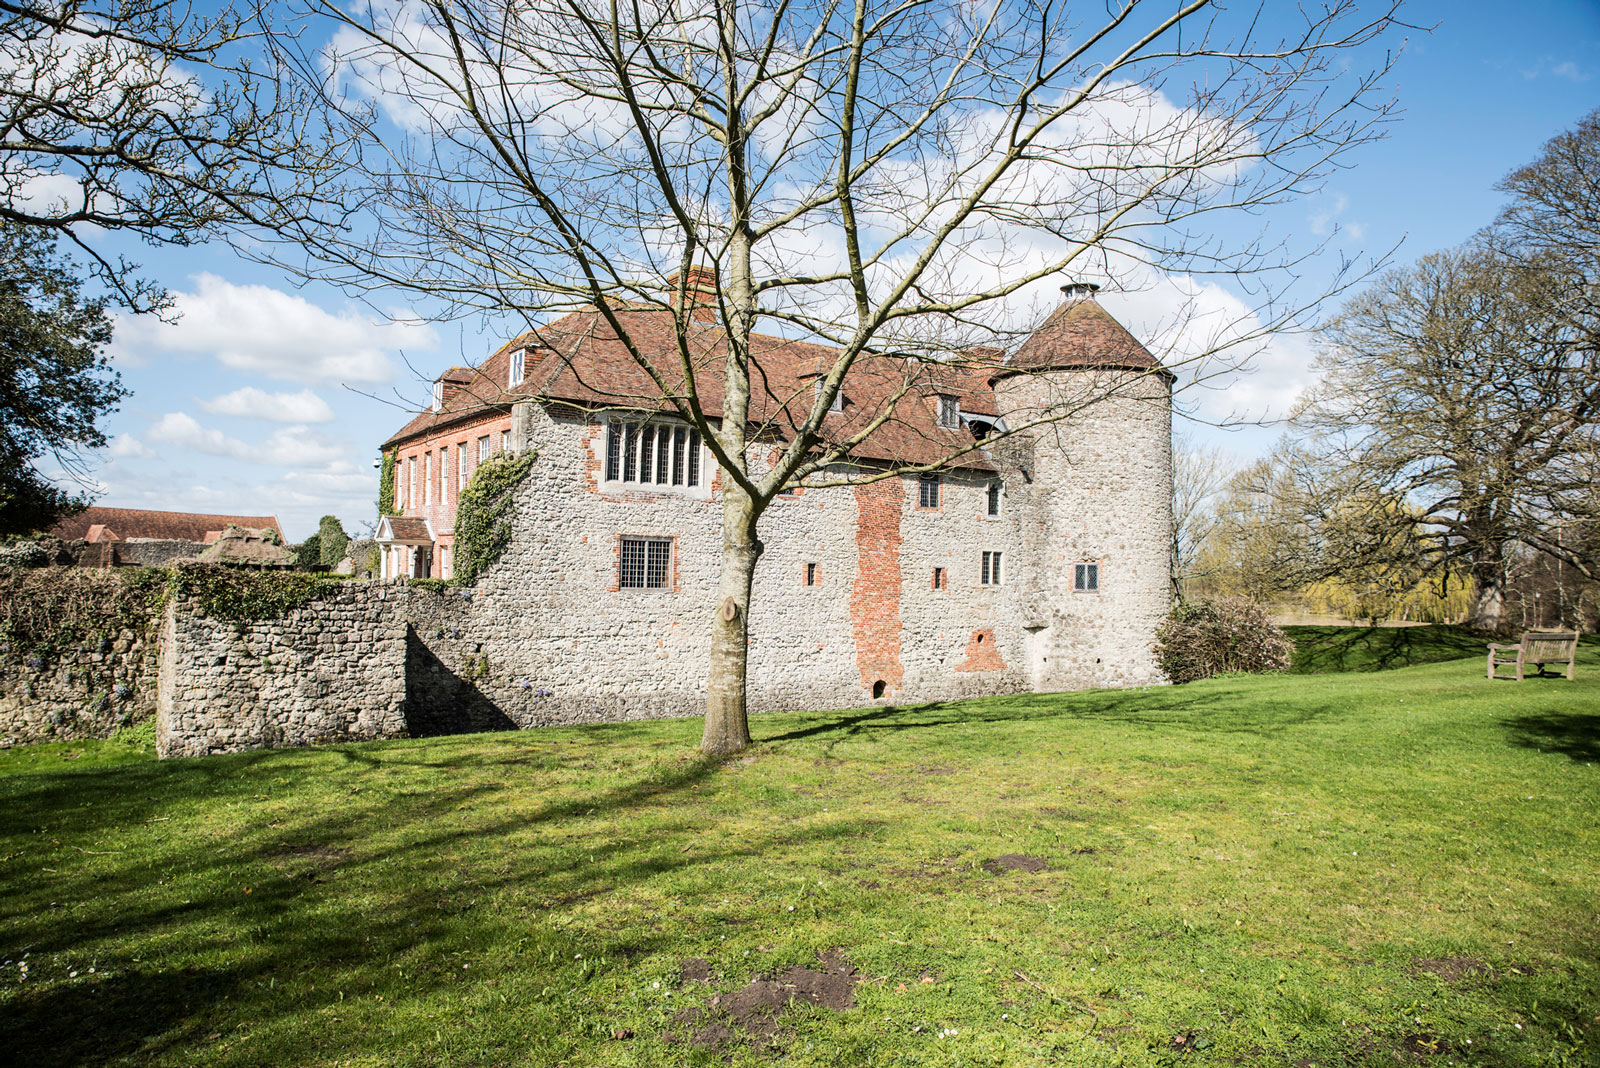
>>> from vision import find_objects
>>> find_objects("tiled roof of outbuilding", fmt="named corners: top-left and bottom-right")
top-left (52, 507), bottom-right (285, 543)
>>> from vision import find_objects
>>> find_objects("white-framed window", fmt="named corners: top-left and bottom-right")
top-left (478, 435), bottom-right (491, 463)
top-left (509, 348), bottom-right (526, 387)
top-left (457, 442), bottom-right (467, 489)
top-left (407, 455), bottom-right (417, 511)
top-left (619, 536), bottom-right (672, 590)
top-left (440, 546), bottom-right (451, 579)
top-left (604, 420), bottom-right (704, 491)
top-left (981, 550), bottom-right (1003, 586)
top-left (423, 452), bottom-right (432, 507)
top-left (937, 394), bottom-right (960, 428)
top-left (986, 480), bottom-right (1002, 517)
top-left (440, 448), bottom-right (450, 502)
top-left (432, 380), bottom-right (444, 411)
top-left (1074, 562), bottom-right (1099, 592)
top-left (918, 472), bottom-right (940, 509)
top-left (817, 381), bottom-right (843, 413)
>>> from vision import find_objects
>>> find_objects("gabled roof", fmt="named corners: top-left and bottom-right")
top-left (376, 515), bottom-right (435, 544)
top-left (52, 507), bottom-right (285, 543)
top-left (380, 288), bottom-right (1166, 469)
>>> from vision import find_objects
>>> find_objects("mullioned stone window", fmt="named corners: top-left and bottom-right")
top-left (1074, 562), bottom-right (1100, 592)
top-left (605, 420), bottom-right (703, 490)
top-left (981, 550), bottom-right (1003, 585)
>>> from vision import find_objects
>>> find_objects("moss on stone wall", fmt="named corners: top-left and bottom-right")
top-left (454, 451), bottom-right (536, 585)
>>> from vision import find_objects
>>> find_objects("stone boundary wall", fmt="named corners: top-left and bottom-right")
top-left (0, 570), bottom-right (163, 747)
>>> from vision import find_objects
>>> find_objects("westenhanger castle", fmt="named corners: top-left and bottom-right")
top-left (372, 274), bottom-right (1174, 718)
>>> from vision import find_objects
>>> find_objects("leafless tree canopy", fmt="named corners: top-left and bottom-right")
top-left (266, 0), bottom-right (1405, 751)
top-left (0, 0), bottom-right (343, 310)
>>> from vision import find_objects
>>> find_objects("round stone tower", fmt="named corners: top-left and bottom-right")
top-left (990, 282), bottom-right (1174, 691)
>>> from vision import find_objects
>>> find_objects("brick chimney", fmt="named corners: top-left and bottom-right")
top-left (666, 266), bottom-right (719, 323)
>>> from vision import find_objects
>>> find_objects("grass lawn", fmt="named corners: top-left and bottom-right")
top-left (1, 634), bottom-right (1597, 1067)
top-left (1282, 624), bottom-right (1495, 674)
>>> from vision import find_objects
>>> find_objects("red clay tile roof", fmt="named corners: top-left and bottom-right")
top-left (999, 297), bottom-right (1167, 379)
top-left (382, 292), bottom-right (1164, 469)
top-left (53, 507), bottom-right (285, 543)
top-left (381, 516), bottom-right (433, 542)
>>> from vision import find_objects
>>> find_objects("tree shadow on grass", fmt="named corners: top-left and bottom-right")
top-left (1286, 624), bottom-right (1485, 674)
top-left (0, 736), bottom-right (875, 1068)
top-left (1502, 710), bottom-right (1600, 763)
top-left (762, 683), bottom-right (1344, 747)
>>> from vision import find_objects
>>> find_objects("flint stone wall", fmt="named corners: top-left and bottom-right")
top-left (0, 625), bottom-right (159, 747)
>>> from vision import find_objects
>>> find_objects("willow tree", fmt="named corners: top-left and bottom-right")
top-left (273, 0), bottom-right (1402, 753)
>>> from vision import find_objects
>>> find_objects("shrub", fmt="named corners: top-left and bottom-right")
top-left (317, 515), bottom-right (349, 567)
top-left (1155, 599), bottom-right (1293, 683)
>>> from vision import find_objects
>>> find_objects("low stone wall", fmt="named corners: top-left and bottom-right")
top-left (0, 570), bottom-right (163, 746)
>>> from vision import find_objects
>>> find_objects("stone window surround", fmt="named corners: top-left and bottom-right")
top-left (936, 393), bottom-right (960, 428)
top-left (1073, 561), bottom-right (1101, 593)
top-left (984, 479), bottom-right (1002, 518)
top-left (916, 472), bottom-right (941, 510)
top-left (931, 566), bottom-right (946, 590)
top-left (599, 416), bottom-right (712, 499)
top-left (980, 549), bottom-right (1003, 586)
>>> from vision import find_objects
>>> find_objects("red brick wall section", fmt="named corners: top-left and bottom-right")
top-left (851, 478), bottom-right (904, 694)
top-left (954, 628), bottom-right (1007, 673)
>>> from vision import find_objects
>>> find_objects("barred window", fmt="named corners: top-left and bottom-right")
top-left (620, 537), bottom-right (672, 589)
top-left (607, 421), bottom-right (702, 489)
top-left (918, 473), bottom-right (940, 508)
top-left (1074, 562), bottom-right (1099, 592)
top-left (987, 480), bottom-right (1002, 517)
top-left (981, 550), bottom-right (1003, 585)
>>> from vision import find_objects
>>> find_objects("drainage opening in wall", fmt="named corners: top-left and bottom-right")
top-left (976, 633), bottom-right (984, 643)
top-left (872, 680), bottom-right (886, 699)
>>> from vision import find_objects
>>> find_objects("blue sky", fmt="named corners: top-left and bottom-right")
top-left (72, 0), bottom-right (1600, 541)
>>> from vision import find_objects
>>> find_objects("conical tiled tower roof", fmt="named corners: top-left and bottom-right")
top-left (996, 285), bottom-right (1170, 380)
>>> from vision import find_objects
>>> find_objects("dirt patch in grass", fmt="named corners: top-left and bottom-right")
top-left (264, 843), bottom-right (351, 875)
top-left (1411, 957), bottom-right (1491, 982)
top-left (1401, 1031), bottom-right (1453, 1057)
top-left (679, 957), bottom-right (711, 984)
top-left (661, 949), bottom-right (857, 1051)
top-left (984, 853), bottom-right (1048, 874)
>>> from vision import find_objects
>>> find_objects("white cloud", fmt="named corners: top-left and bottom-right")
top-left (110, 274), bottom-right (437, 386)
top-left (145, 412), bottom-right (349, 468)
top-left (201, 387), bottom-right (336, 424)
top-left (105, 433), bottom-right (154, 460)
top-left (1551, 60), bottom-right (1589, 82)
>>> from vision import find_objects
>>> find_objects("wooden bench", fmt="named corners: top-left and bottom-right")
top-left (1487, 629), bottom-right (1580, 681)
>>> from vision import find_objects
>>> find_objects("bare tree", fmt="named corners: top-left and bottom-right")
top-left (1296, 246), bottom-right (1600, 630)
top-left (0, 0), bottom-right (342, 311)
top-left (1170, 432), bottom-right (1232, 600)
top-left (270, 0), bottom-right (1403, 753)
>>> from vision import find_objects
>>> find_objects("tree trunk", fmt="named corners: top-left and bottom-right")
top-left (1468, 555), bottom-right (1507, 633)
top-left (701, 490), bottom-right (760, 755)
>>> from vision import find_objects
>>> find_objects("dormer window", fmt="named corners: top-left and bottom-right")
top-left (817, 381), bottom-right (843, 413)
top-left (937, 394), bottom-right (960, 428)
top-left (432, 380), bottom-right (444, 412)
top-left (509, 348), bottom-right (526, 387)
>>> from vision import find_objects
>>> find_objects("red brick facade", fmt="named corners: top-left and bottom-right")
top-left (850, 478), bottom-right (905, 695)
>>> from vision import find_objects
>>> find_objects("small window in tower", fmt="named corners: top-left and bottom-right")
top-left (937, 394), bottom-right (960, 428)
top-left (932, 566), bottom-right (945, 590)
top-left (805, 562), bottom-right (818, 587)
top-left (986, 480), bottom-right (1001, 517)
top-left (1074, 562), bottom-right (1099, 592)
top-left (918, 473), bottom-right (941, 509)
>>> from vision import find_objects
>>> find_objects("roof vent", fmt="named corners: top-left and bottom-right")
top-left (1060, 281), bottom-right (1101, 303)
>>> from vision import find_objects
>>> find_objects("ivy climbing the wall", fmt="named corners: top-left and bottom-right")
top-left (454, 450), bottom-right (536, 585)
top-left (378, 449), bottom-right (399, 516)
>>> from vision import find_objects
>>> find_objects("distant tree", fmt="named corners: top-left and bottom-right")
top-left (1296, 246), bottom-right (1600, 630)
top-left (1170, 434), bottom-right (1232, 601)
top-left (0, 0), bottom-right (341, 311)
top-left (317, 515), bottom-right (349, 567)
top-left (294, 532), bottom-right (322, 570)
top-left (0, 222), bottom-right (122, 537)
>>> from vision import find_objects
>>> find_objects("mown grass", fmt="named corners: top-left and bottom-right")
top-left (1, 636), bottom-right (1596, 1067)
top-left (1283, 624), bottom-right (1496, 674)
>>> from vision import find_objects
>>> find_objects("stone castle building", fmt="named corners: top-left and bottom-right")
top-left (375, 277), bottom-right (1174, 715)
